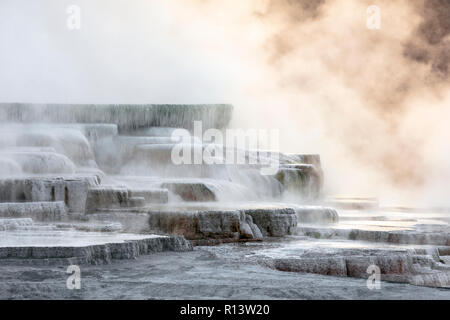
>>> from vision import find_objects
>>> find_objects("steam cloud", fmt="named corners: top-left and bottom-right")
top-left (1, 0), bottom-right (449, 205)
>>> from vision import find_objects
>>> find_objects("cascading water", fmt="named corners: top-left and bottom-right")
top-left (0, 104), bottom-right (325, 217)
top-left (0, 103), bottom-right (232, 131)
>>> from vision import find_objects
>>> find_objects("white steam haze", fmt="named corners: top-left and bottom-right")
top-left (1, 0), bottom-right (449, 206)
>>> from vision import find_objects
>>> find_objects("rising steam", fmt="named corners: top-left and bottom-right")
top-left (1, 0), bottom-right (449, 205)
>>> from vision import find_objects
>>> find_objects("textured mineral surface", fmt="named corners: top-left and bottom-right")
top-left (1, 103), bottom-right (449, 299)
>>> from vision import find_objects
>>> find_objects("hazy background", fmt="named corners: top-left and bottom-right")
top-left (1, 0), bottom-right (449, 206)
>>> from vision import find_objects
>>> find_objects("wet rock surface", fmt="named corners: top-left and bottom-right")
top-left (275, 166), bottom-right (321, 199)
top-left (142, 204), bottom-right (298, 240)
top-left (192, 235), bottom-right (450, 289)
top-left (0, 236), bottom-right (192, 265)
top-left (280, 207), bottom-right (450, 288)
top-left (243, 208), bottom-right (297, 237)
top-left (0, 219), bottom-right (192, 265)
top-left (0, 245), bottom-right (449, 300)
top-left (148, 210), bottom-right (242, 240)
top-left (0, 175), bottom-right (100, 213)
top-left (0, 202), bottom-right (67, 221)
top-left (85, 186), bottom-right (133, 213)
top-left (298, 223), bottom-right (450, 246)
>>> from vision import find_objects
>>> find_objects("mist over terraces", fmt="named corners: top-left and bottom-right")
top-left (0, 103), bottom-right (449, 298)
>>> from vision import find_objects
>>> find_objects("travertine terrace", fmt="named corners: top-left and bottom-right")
top-left (0, 103), bottom-right (449, 297)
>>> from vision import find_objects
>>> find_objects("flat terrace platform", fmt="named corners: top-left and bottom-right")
top-left (0, 218), bottom-right (192, 264)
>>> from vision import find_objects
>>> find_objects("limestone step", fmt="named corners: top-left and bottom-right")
top-left (0, 175), bottom-right (100, 213)
top-left (0, 202), bottom-right (67, 221)
top-left (0, 234), bottom-right (192, 265)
